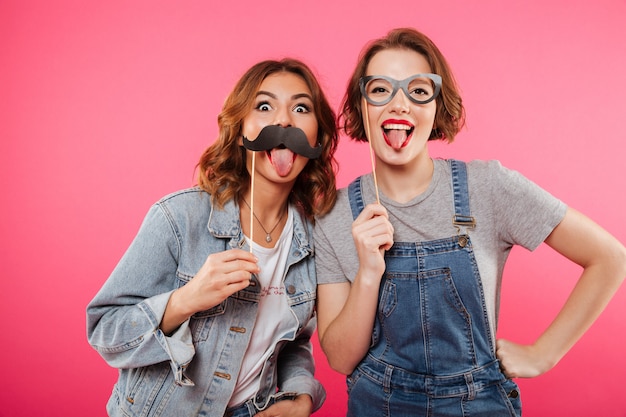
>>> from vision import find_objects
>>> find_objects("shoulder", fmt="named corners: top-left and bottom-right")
top-left (438, 158), bottom-right (540, 205)
top-left (463, 159), bottom-right (507, 176)
top-left (438, 158), bottom-right (506, 171)
top-left (157, 186), bottom-right (211, 206)
top-left (150, 186), bottom-right (215, 225)
top-left (313, 180), bottom-right (358, 249)
top-left (452, 159), bottom-right (523, 189)
top-left (432, 158), bottom-right (507, 186)
top-left (433, 158), bottom-right (503, 174)
top-left (315, 182), bottom-right (354, 226)
top-left (154, 186), bottom-right (214, 213)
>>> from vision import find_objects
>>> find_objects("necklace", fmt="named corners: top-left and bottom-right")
top-left (242, 199), bottom-right (286, 243)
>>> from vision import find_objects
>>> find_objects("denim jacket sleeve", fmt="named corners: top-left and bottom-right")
top-left (86, 203), bottom-right (195, 386)
top-left (276, 316), bottom-right (326, 411)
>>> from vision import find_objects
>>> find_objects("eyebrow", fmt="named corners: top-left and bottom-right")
top-left (256, 91), bottom-right (314, 101)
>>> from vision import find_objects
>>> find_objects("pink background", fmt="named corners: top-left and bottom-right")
top-left (2, 1), bottom-right (625, 416)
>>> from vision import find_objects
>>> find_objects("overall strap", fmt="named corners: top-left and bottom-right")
top-left (449, 159), bottom-right (476, 237)
top-left (347, 176), bottom-right (365, 220)
top-left (349, 162), bottom-right (476, 232)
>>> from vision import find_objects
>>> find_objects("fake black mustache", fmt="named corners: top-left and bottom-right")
top-left (242, 125), bottom-right (322, 159)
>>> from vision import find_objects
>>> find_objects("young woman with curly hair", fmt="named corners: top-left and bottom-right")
top-left (88, 58), bottom-right (338, 417)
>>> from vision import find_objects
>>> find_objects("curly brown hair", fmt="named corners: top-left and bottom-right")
top-left (341, 28), bottom-right (465, 143)
top-left (197, 58), bottom-right (338, 220)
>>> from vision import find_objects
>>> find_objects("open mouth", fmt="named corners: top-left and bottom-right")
top-left (266, 146), bottom-right (296, 177)
top-left (382, 122), bottom-right (414, 150)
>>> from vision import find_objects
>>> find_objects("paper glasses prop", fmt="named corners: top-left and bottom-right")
top-left (359, 73), bottom-right (442, 203)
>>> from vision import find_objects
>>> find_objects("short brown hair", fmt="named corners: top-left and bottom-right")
top-left (197, 59), bottom-right (338, 219)
top-left (341, 28), bottom-right (465, 143)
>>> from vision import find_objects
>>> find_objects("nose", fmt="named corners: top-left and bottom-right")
top-left (273, 106), bottom-right (293, 127)
top-left (388, 89), bottom-right (410, 113)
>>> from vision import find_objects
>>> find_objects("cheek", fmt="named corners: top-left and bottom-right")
top-left (364, 106), bottom-right (383, 125)
top-left (305, 124), bottom-right (319, 146)
top-left (242, 115), bottom-right (270, 139)
top-left (414, 105), bottom-right (437, 128)
top-left (425, 104), bottom-right (437, 122)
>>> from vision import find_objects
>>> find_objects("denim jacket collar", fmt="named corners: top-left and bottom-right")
top-left (207, 198), bottom-right (313, 256)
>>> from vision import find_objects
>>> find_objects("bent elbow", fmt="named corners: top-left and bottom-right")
top-left (604, 238), bottom-right (626, 280)
top-left (329, 362), bottom-right (354, 376)
top-left (327, 359), bottom-right (355, 376)
top-left (319, 332), bottom-right (361, 375)
top-left (615, 244), bottom-right (626, 281)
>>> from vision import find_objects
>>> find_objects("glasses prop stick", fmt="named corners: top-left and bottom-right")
top-left (359, 73), bottom-right (444, 205)
top-left (362, 96), bottom-right (380, 204)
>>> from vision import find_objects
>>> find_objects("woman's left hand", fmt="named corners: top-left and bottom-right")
top-left (255, 395), bottom-right (313, 417)
top-left (496, 338), bottom-right (552, 379)
top-left (497, 208), bottom-right (626, 380)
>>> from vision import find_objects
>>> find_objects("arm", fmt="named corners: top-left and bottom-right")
top-left (271, 319), bottom-right (325, 415)
top-left (497, 207), bottom-right (626, 378)
top-left (161, 248), bottom-right (259, 334)
top-left (87, 203), bottom-right (258, 372)
top-left (317, 203), bottom-right (394, 375)
top-left (86, 204), bottom-right (194, 370)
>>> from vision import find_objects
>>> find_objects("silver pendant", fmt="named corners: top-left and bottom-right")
top-left (265, 234), bottom-right (272, 243)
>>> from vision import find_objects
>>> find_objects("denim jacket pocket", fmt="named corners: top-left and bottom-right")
top-left (115, 362), bottom-right (172, 417)
top-left (190, 302), bottom-right (226, 343)
top-left (175, 270), bottom-right (228, 343)
top-left (175, 270), bottom-right (193, 288)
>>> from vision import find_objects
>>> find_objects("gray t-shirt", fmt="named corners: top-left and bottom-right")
top-left (314, 158), bottom-right (567, 340)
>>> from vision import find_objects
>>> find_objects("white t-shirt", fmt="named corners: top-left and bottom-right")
top-left (229, 206), bottom-right (295, 407)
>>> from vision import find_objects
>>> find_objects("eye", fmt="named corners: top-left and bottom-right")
top-left (255, 101), bottom-right (272, 111)
top-left (293, 103), bottom-right (311, 113)
top-left (365, 78), bottom-right (393, 100)
top-left (410, 87), bottom-right (430, 96)
top-left (408, 79), bottom-right (435, 99)
top-left (370, 85), bottom-right (390, 95)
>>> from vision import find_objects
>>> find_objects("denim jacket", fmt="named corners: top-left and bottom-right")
top-left (87, 187), bottom-right (325, 416)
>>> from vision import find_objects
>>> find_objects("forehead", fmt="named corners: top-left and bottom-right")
top-left (258, 72), bottom-right (312, 97)
top-left (366, 48), bottom-right (432, 79)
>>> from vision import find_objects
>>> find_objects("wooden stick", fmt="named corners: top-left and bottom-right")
top-left (363, 97), bottom-right (380, 204)
top-left (249, 152), bottom-right (255, 252)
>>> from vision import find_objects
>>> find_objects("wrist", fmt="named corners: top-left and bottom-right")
top-left (532, 339), bottom-right (562, 373)
top-left (169, 287), bottom-right (194, 318)
top-left (161, 288), bottom-right (193, 334)
top-left (294, 394), bottom-right (313, 412)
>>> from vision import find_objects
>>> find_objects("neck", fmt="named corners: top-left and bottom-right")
top-left (243, 186), bottom-right (290, 223)
top-left (240, 183), bottom-right (290, 247)
top-left (376, 156), bottom-right (434, 203)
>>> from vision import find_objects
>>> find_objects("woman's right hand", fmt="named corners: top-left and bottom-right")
top-left (316, 204), bottom-right (394, 374)
top-left (161, 249), bottom-right (259, 334)
top-left (352, 203), bottom-right (394, 282)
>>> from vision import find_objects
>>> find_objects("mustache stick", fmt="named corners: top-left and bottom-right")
top-left (362, 97), bottom-right (380, 204)
top-left (249, 152), bottom-right (256, 252)
top-left (243, 125), bottom-right (321, 252)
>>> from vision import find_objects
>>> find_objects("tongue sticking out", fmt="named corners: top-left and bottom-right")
top-left (385, 129), bottom-right (408, 150)
top-left (269, 148), bottom-right (295, 176)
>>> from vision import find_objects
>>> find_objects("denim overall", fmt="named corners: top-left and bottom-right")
top-left (346, 160), bottom-right (521, 417)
